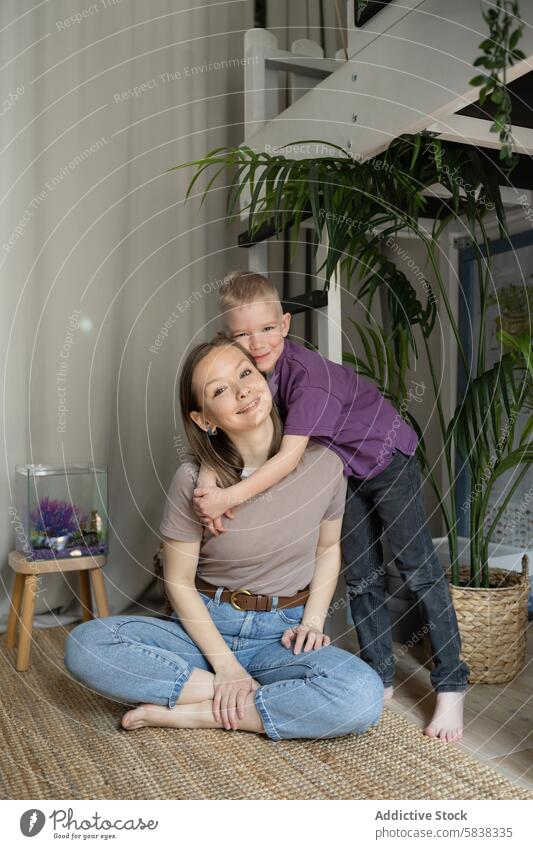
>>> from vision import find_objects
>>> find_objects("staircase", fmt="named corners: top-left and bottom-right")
top-left (237, 0), bottom-right (533, 363)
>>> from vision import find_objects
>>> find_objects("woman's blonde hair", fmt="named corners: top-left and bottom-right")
top-left (179, 334), bottom-right (283, 487)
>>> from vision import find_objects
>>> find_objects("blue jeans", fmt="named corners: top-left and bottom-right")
top-left (341, 448), bottom-right (469, 692)
top-left (64, 590), bottom-right (384, 741)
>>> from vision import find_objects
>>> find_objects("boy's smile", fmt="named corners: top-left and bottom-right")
top-left (222, 298), bottom-right (291, 373)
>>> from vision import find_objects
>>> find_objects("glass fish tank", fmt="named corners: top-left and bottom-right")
top-left (15, 463), bottom-right (108, 560)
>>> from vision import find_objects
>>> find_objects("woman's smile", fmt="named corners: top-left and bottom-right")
top-left (189, 344), bottom-right (273, 440)
top-left (237, 396), bottom-right (260, 414)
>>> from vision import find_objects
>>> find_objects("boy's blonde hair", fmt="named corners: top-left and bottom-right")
top-left (217, 270), bottom-right (282, 317)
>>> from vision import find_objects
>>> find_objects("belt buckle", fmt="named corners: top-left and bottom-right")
top-left (230, 588), bottom-right (252, 610)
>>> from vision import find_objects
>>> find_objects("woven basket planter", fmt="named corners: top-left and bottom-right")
top-left (447, 554), bottom-right (529, 684)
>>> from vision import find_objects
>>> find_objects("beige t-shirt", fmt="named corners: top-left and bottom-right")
top-left (159, 442), bottom-right (347, 596)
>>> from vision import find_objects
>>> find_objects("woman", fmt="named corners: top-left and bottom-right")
top-left (64, 337), bottom-right (384, 740)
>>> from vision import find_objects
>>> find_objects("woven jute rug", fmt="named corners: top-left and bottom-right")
top-left (1, 624), bottom-right (531, 800)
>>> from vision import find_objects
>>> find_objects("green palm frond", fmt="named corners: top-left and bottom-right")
top-left (450, 353), bottom-right (531, 585)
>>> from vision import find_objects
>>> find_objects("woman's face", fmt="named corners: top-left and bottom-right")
top-left (190, 344), bottom-right (273, 437)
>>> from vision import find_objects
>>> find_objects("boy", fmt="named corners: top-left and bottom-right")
top-left (193, 270), bottom-right (469, 742)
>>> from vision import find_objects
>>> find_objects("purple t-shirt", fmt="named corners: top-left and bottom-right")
top-left (268, 339), bottom-right (419, 480)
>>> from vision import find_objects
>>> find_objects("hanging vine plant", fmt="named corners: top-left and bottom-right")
top-left (469, 0), bottom-right (525, 172)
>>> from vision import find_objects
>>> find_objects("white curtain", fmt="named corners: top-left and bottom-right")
top-left (266, 0), bottom-right (345, 58)
top-left (0, 0), bottom-right (253, 630)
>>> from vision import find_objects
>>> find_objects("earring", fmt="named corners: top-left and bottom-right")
top-left (207, 425), bottom-right (217, 437)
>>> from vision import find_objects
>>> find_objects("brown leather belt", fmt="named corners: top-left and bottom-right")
top-left (195, 575), bottom-right (309, 612)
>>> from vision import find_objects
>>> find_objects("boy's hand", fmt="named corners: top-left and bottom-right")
top-left (193, 485), bottom-right (236, 524)
top-left (202, 514), bottom-right (235, 538)
top-left (281, 624), bottom-right (330, 654)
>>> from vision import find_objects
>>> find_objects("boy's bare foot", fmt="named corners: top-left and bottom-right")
top-left (424, 691), bottom-right (465, 743)
top-left (383, 685), bottom-right (394, 701)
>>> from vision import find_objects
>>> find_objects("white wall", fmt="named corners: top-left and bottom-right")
top-left (0, 0), bottom-right (254, 628)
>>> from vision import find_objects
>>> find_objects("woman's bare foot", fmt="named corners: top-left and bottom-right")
top-left (122, 683), bottom-right (264, 734)
top-left (383, 685), bottom-right (394, 701)
top-left (121, 702), bottom-right (213, 731)
top-left (424, 691), bottom-right (465, 743)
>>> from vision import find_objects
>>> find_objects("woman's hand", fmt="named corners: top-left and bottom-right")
top-left (212, 664), bottom-right (259, 730)
top-left (281, 623), bottom-right (331, 655)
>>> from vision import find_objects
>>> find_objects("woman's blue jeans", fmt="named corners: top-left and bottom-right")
top-left (64, 591), bottom-right (384, 741)
top-left (341, 448), bottom-right (469, 692)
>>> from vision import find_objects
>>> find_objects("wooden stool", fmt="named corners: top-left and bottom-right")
top-left (5, 550), bottom-right (110, 671)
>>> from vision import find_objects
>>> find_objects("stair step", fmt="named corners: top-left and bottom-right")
top-left (357, 0), bottom-right (396, 28)
top-left (238, 210), bottom-right (313, 247)
top-left (281, 289), bottom-right (328, 315)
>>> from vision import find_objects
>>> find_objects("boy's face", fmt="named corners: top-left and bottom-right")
top-left (223, 299), bottom-right (291, 373)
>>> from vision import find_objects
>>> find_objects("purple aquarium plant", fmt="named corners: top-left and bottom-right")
top-left (30, 497), bottom-right (88, 536)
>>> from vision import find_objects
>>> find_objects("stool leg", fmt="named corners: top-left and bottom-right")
top-left (5, 572), bottom-right (25, 648)
top-left (17, 574), bottom-right (39, 672)
top-left (78, 571), bottom-right (93, 621)
top-left (89, 568), bottom-right (110, 617)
